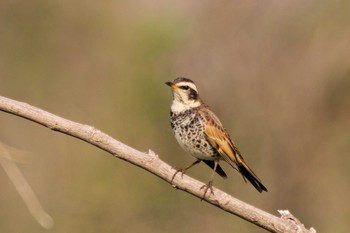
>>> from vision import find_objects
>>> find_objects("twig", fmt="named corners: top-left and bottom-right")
top-left (0, 143), bottom-right (54, 229)
top-left (0, 95), bottom-right (316, 233)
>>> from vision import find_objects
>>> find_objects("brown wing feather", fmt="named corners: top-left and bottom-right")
top-left (204, 123), bottom-right (240, 169)
top-left (200, 106), bottom-right (268, 192)
top-left (199, 106), bottom-right (241, 168)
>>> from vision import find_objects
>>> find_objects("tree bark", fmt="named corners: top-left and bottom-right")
top-left (0, 96), bottom-right (316, 233)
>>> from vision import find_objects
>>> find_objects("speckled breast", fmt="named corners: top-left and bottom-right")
top-left (170, 108), bottom-right (217, 160)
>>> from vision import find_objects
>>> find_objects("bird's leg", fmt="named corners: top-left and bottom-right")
top-left (171, 159), bottom-right (201, 182)
top-left (200, 160), bottom-right (218, 199)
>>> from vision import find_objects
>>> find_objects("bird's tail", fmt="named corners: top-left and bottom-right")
top-left (238, 162), bottom-right (268, 193)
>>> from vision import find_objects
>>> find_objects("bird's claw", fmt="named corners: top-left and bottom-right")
top-left (200, 180), bottom-right (214, 200)
top-left (171, 168), bottom-right (185, 183)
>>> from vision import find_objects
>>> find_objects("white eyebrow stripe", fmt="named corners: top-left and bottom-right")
top-left (176, 82), bottom-right (198, 92)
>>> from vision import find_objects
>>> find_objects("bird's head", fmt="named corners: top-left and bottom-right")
top-left (165, 77), bottom-right (201, 112)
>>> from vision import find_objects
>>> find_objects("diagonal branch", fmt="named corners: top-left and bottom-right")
top-left (0, 95), bottom-right (316, 233)
top-left (0, 143), bottom-right (54, 229)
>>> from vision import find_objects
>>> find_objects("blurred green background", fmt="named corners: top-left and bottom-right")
top-left (1, 1), bottom-right (349, 232)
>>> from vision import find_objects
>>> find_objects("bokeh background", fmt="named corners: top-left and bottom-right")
top-left (1, 1), bottom-right (349, 232)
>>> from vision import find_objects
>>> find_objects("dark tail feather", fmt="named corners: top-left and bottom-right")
top-left (203, 160), bottom-right (227, 178)
top-left (238, 163), bottom-right (268, 192)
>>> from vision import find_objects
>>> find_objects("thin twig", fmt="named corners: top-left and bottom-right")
top-left (0, 143), bottom-right (54, 229)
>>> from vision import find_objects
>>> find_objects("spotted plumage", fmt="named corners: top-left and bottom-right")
top-left (170, 107), bottom-right (216, 160)
top-left (165, 77), bottom-right (267, 196)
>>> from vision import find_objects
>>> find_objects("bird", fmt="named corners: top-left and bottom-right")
top-left (165, 77), bottom-right (267, 197)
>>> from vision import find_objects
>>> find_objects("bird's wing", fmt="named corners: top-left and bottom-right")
top-left (204, 123), bottom-right (240, 170)
top-left (200, 107), bottom-right (268, 192)
top-left (199, 107), bottom-right (243, 170)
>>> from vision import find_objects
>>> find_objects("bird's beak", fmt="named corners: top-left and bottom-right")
top-left (165, 81), bottom-right (178, 89)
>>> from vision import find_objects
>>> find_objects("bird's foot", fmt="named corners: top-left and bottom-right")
top-left (200, 180), bottom-right (214, 200)
top-left (171, 168), bottom-right (185, 183)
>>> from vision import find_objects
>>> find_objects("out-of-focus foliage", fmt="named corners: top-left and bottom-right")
top-left (1, 1), bottom-right (349, 232)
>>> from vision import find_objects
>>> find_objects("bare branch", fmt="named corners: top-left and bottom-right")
top-left (0, 96), bottom-right (316, 233)
top-left (0, 143), bottom-right (54, 229)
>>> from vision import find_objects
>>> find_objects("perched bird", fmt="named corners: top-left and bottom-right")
top-left (165, 77), bottom-right (267, 197)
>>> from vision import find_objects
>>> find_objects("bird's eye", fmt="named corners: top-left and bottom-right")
top-left (180, 85), bottom-right (189, 90)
